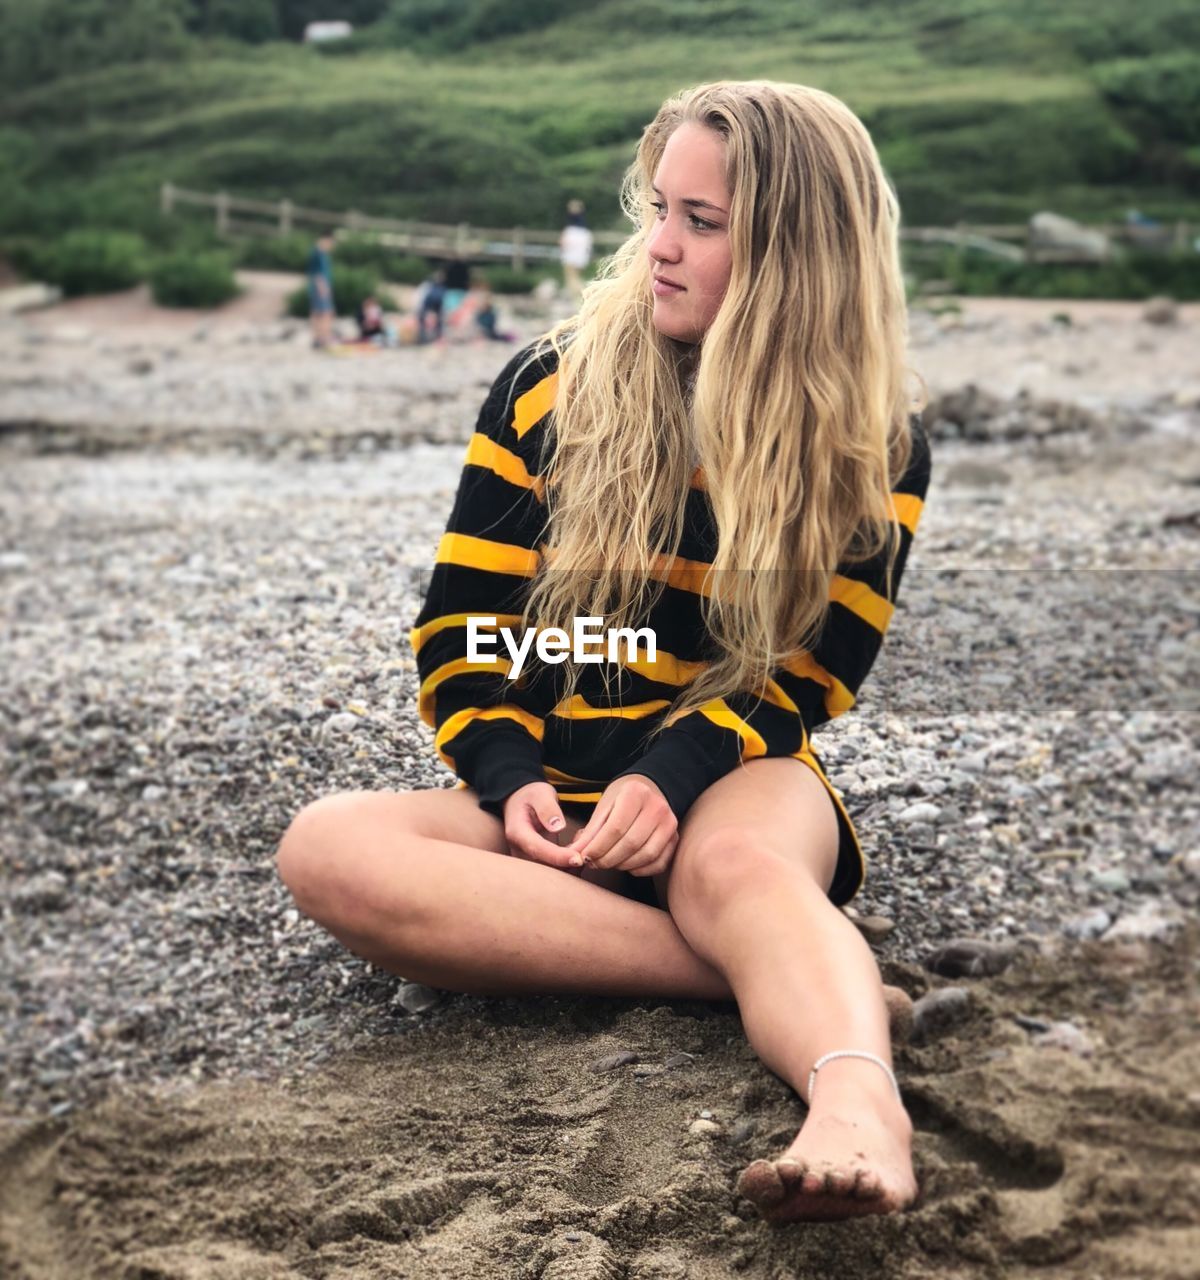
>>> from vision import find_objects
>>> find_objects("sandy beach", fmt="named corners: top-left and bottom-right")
top-left (1, 276), bottom-right (1197, 1278)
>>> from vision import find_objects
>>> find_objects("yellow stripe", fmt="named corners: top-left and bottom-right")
top-left (780, 650), bottom-right (856, 720)
top-left (555, 790), bottom-right (604, 803)
top-left (792, 746), bottom-right (866, 902)
top-left (545, 764), bottom-right (607, 785)
top-left (552, 694), bottom-right (672, 721)
top-left (512, 371), bottom-right (558, 440)
top-left (409, 611), bottom-right (524, 656)
top-left (623, 648), bottom-right (708, 686)
top-left (890, 492), bottom-right (924, 536)
top-left (435, 532), bottom-right (539, 577)
top-left (418, 655), bottom-right (516, 725)
top-left (830, 573), bottom-right (894, 633)
top-left (465, 433), bottom-right (546, 501)
top-left (435, 704), bottom-right (544, 771)
top-left (695, 699), bottom-right (768, 758)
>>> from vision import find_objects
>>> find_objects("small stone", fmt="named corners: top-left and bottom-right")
top-left (663, 1052), bottom-right (694, 1070)
top-left (688, 1119), bottom-right (722, 1137)
top-left (589, 1050), bottom-right (639, 1074)
top-left (1090, 868), bottom-right (1131, 894)
top-left (899, 801), bottom-right (942, 825)
top-left (322, 712), bottom-right (361, 736)
top-left (395, 983), bottom-right (441, 1015)
top-left (853, 915), bottom-right (895, 945)
top-left (912, 987), bottom-right (972, 1042)
top-left (925, 938), bottom-right (1018, 978)
top-left (1100, 909), bottom-right (1183, 944)
top-left (1012, 1013), bottom-right (1053, 1034)
top-left (1063, 909), bottom-right (1111, 940)
top-left (1031, 1021), bottom-right (1095, 1058)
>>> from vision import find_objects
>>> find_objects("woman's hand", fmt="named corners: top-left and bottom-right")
top-left (502, 781), bottom-right (583, 870)
top-left (567, 774), bottom-right (678, 878)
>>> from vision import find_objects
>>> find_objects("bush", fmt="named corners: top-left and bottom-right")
top-left (332, 234), bottom-right (430, 284)
top-left (285, 264), bottom-right (396, 318)
top-left (150, 250), bottom-right (241, 307)
top-left (37, 229), bottom-right (148, 296)
top-left (481, 265), bottom-right (544, 294)
top-left (236, 233), bottom-right (313, 273)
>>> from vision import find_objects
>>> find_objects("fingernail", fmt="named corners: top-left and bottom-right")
top-left (570, 854), bottom-right (583, 867)
top-left (548, 817), bottom-right (564, 830)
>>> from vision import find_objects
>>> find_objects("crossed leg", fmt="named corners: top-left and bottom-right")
top-left (275, 756), bottom-right (917, 1220)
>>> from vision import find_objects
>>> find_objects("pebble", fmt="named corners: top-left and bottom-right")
top-left (1031, 1021), bottom-right (1095, 1058)
top-left (394, 983), bottom-right (442, 1015)
top-left (925, 938), bottom-right (1019, 979)
top-left (899, 801), bottom-right (942, 825)
top-left (1100, 907), bottom-right (1184, 944)
top-left (589, 1051), bottom-right (639, 1074)
top-left (852, 915), bottom-right (896, 945)
top-left (1062, 909), bottom-right (1112, 940)
top-left (911, 988), bottom-right (972, 1042)
top-left (688, 1119), bottom-right (722, 1137)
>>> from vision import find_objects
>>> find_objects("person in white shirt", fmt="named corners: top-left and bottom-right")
top-left (559, 198), bottom-right (593, 299)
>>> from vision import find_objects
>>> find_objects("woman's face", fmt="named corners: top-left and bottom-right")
top-left (646, 122), bottom-right (733, 345)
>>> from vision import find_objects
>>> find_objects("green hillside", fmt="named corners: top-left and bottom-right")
top-left (1, 0), bottom-right (1197, 264)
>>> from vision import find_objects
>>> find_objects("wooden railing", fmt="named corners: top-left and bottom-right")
top-left (160, 182), bottom-right (1197, 267)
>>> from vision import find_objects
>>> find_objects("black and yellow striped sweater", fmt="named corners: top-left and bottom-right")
top-left (410, 342), bottom-right (932, 903)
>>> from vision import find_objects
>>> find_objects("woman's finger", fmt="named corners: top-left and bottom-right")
top-left (588, 809), bottom-right (661, 871)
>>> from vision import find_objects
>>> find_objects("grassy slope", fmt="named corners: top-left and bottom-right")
top-left (0, 0), bottom-right (1196, 248)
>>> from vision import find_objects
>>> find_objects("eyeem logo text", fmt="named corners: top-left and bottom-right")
top-left (467, 617), bottom-right (656, 680)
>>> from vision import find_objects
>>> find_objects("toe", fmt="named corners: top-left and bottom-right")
top-left (826, 1168), bottom-right (857, 1196)
top-left (852, 1168), bottom-right (884, 1200)
top-left (736, 1159), bottom-right (785, 1207)
top-left (774, 1158), bottom-right (807, 1191)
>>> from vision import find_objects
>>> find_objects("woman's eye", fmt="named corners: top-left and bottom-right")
top-left (649, 201), bottom-right (716, 231)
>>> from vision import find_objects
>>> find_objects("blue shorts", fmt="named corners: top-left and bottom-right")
top-left (308, 282), bottom-right (334, 314)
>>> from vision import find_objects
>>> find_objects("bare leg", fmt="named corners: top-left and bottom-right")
top-left (659, 758), bottom-right (919, 1221)
top-left (275, 787), bottom-right (731, 1001)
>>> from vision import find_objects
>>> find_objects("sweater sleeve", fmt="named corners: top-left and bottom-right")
top-left (611, 418), bottom-right (933, 821)
top-left (408, 344), bottom-right (559, 818)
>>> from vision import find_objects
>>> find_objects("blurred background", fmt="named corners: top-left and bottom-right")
top-left (2, 0), bottom-right (1199, 313)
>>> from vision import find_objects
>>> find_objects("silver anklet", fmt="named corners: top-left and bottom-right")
top-left (807, 1050), bottom-right (902, 1107)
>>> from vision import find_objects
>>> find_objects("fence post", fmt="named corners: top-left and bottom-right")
top-left (279, 198), bottom-right (293, 236)
top-left (216, 191), bottom-right (230, 236)
top-left (512, 226), bottom-right (525, 272)
top-left (161, 181), bottom-right (175, 216)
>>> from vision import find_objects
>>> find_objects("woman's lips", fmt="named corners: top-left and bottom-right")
top-left (652, 277), bottom-right (685, 296)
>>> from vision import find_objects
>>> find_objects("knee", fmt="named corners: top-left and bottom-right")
top-left (672, 823), bottom-right (807, 909)
top-left (275, 791), bottom-right (373, 924)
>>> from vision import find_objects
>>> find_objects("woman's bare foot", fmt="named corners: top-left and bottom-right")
top-left (736, 1060), bottom-right (919, 1223)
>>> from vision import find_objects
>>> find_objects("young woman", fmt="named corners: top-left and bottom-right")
top-left (278, 79), bottom-right (932, 1224)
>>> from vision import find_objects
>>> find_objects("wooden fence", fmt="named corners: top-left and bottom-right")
top-left (160, 182), bottom-right (1196, 268)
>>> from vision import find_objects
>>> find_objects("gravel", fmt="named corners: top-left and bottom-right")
top-left (2, 304), bottom-right (1198, 1121)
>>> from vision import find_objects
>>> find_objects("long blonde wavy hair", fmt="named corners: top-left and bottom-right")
top-left (506, 79), bottom-right (927, 742)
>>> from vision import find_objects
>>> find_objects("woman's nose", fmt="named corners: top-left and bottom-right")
top-left (647, 218), bottom-right (681, 264)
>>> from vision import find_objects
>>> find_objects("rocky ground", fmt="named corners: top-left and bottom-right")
top-left (1, 279), bottom-right (1198, 1278)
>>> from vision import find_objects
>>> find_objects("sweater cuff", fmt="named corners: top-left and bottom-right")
top-left (456, 728), bottom-right (546, 819)
top-left (611, 729), bottom-right (736, 823)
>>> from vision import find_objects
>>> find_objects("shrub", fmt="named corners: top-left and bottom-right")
top-left (236, 233), bottom-right (313, 273)
top-left (150, 251), bottom-right (241, 307)
top-left (38, 229), bottom-right (148, 296)
top-left (480, 265), bottom-right (545, 294)
top-left (285, 264), bottom-right (396, 318)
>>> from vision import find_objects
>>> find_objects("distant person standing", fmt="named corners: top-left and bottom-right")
top-left (559, 198), bottom-right (593, 300)
top-left (307, 231), bottom-right (336, 350)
